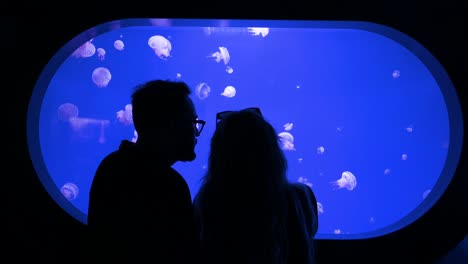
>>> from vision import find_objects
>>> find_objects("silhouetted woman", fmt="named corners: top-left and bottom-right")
top-left (193, 108), bottom-right (319, 264)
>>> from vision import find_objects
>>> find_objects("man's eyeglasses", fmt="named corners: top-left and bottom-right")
top-left (193, 119), bottom-right (206, 137)
top-left (216, 107), bottom-right (263, 126)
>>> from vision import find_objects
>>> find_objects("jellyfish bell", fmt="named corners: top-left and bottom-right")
top-left (195, 83), bottom-right (211, 100)
top-left (226, 66), bottom-right (234, 74)
top-left (60, 182), bottom-right (79, 201)
top-left (124, 104), bottom-right (132, 112)
top-left (148, 35), bottom-right (172, 60)
top-left (57, 103), bottom-right (79, 122)
top-left (208, 47), bottom-right (230, 65)
top-left (96, 48), bottom-right (106, 61)
top-left (221, 86), bottom-right (236, 98)
top-left (114, 39), bottom-right (125, 51)
top-left (331, 170), bottom-right (357, 191)
top-left (317, 146), bottom-right (325, 154)
top-left (317, 202), bottom-right (324, 214)
top-left (218, 47), bottom-right (230, 64)
top-left (278, 131), bottom-right (294, 143)
top-left (392, 70), bottom-right (401, 79)
top-left (283, 123), bottom-right (293, 131)
top-left (278, 131), bottom-right (296, 151)
top-left (92, 67), bottom-right (112, 88)
top-left (72, 41), bottom-right (96, 58)
top-left (148, 35), bottom-right (166, 49)
top-left (116, 104), bottom-right (133, 125)
top-left (116, 110), bottom-right (126, 122)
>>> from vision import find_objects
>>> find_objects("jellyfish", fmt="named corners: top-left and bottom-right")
top-left (114, 40), bottom-right (125, 51)
top-left (68, 117), bottom-right (110, 143)
top-left (57, 103), bottom-right (79, 122)
top-left (195, 83), bottom-right (211, 100)
top-left (247, 27), bottom-right (270, 37)
top-left (176, 73), bottom-right (182, 79)
top-left (317, 202), bottom-right (324, 214)
top-left (203, 27), bottom-right (213, 36)
top-left (71, 41), bottom-right (96, 58)
top-left (422, 189), bottom-right (431, 199)
top-left (392, 70), bottom-right (400, 79)
top-left (221, 86), bottom-right (236, 98)
top-left (131, 130), bottom-right (138, 143)
top-left (226, 66), bottom-right (234, 74)
top-left (406, 125), bottom-right (414, 133)
top-left (384, 168), bottom-right (391, 175)
top-left (401, 154), bottom-right (408, 161)
top-left (92, 67), bottom-right (111, 88)
top-left (278, 131), bottom-right (295, 151)
top-left (334, 229), bottom-right (342, 234)
top-left (283, 123), bottom-right (293, 131)
top-left (330, 171), bottom-right (357, 191)
top-left (60, 182), bottom-right (79, 201)
top-left (98, 120), bottom-right (110, 144)
top-left (116, 104), bottom-right (133, 125)
top-left (207, 46), bottom-right (230, 65)
top-left (96, 48), bottom-right (106, 61)
top-left (369, 217), bottom-right (375, 224)
top-left (297, 158), bottom-right (303, 164)
top-left (317, 146), bottom-right (325, 155)
top-left (148, 35), bottom-right (172, 60)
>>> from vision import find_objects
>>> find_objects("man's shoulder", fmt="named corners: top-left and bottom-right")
top-left (94, 149), bottom-right (133, 179)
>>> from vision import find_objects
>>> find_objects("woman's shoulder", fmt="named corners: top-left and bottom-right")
top-left (288, 182), bottom-right (317, 204)
top-left (288, 182), bottom-right (318, 220)
top-left (287, 182), bottom-right (319, 234)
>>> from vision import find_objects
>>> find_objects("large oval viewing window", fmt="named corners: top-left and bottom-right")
top-left (27, 19), bottom-right (463, 239)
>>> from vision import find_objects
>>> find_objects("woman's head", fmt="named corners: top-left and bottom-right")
top-left (204, 108), bottom-right (288, 189)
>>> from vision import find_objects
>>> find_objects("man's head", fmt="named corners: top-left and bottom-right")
top-left (131, 80), bottom-right (203, 163)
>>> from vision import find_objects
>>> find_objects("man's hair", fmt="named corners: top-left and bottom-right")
top-left (131, 80), bottom-right (191, 135)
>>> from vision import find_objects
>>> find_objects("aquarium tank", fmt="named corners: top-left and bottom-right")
top-left (27, 18), bottom-right (463, 240)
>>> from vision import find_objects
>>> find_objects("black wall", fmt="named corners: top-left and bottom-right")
top-left (8, 2), bottom-right (467, 263)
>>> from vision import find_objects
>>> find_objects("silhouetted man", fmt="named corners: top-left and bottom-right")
top-left (87, 80), bottom-right (205, 263)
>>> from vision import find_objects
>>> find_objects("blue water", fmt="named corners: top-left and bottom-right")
top-left (33, 20), bottom-right (452, 238)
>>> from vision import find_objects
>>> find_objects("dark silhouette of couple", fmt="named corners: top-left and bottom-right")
top-left (87, 79), bottom-right (319, 264)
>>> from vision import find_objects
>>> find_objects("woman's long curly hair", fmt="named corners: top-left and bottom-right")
top-left (196, 109), bottom-right (290, 264)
